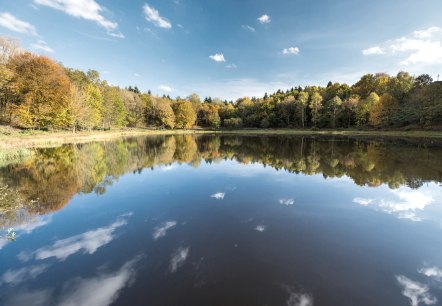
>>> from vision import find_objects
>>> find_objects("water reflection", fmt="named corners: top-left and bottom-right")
top-left (2, 256), bottom-right (142, 306)
top-left (1, 134), bottom-right (441, 228)
top-left (396, 275), bottom-right (437, 306)
top-left (1, 264), bottom-right (49, 286)
top-left (153, 221), bottom-right (177, 240)
top-left (353, 188), bottom-right (439, 222)
top-left (169, 247), bottom-right (190, 273)
top-left (0, 134), bottom-right (441, 305)
top-left (32, 216), bottom-right (129, 261)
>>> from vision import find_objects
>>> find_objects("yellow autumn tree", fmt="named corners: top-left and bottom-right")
top-left (9, 52), bottom-right (71, 129)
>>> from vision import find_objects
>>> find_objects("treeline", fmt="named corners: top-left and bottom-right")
top-left (1, 37), bottom-right (441, 131)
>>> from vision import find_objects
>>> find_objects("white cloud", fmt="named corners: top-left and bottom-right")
top-left (15, 215), bottom-right (52, 234)
top-left (279, 198), bottom-right (294, 206)
top-left (107, 31), bottom-right (125, 39)
top-left (282, 47), bottom-right (300, 55)
top-left (134, 73), bottom-right (141, 77)
top-left (287, 292), bottom-right (314, 306)
top-left (242, 24), bottom-right (255, 32)
top-left (210, 192), bottom-right (225, 200)
top-left (0, 12), bottom-right (37, 35)
top-left (152, 221), bottom-right (177, 240)
top-left (34, 218), bottom-right (128, 261)
top-left (255, 225), bottom-right (266, 232)
top-left (258, 14), bottom-right (271, 24)
top-left (169, 247), bottom-right (189, 272)
top-left (33, 0), bottom-right (123, 37)
top-left (4, 288), bottom-right (52, 306)
top-left (413, 27), bottom-right (441, 39)
top-left (419, 266), bottom-right (442, 282)
top-left (143, 3), bottom-right (172, 29)
top-left (362, 46), bottom-right (384, 55)
top-left (209, 53), bottom-right (226, 62)
top-left (58, 256), bottom-right (141, 306)
top-left (1, 264), bottom-right (49, 286)
top-left (396, 275), bottom-right (437, 306)
top-left (159, 85), bottom-right (173, 92)
top-left (353, 197), bottom-right (373, 206)
top-left (391, 38), bottom-right (442, 66)
top-left (160, 164), bottom-right (175, 171)
top-left (363, 26), bottom-right (442, 65)
top-left (0, 238), bottom-right (9, 250)
top-left (226, 64), bottom-right (237, 69)
top-left (30, 40), bottom-right (54, 53)
top-left (354, 189), bottom-right (434, 222)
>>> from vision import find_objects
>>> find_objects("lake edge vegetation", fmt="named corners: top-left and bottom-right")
top-left (1, 36), bottom-right (441, 135)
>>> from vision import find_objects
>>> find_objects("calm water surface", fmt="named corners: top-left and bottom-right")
top-left (0, 135), bottom-right (442, 306)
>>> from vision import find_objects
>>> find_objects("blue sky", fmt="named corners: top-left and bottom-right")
top-left (1, 0), bottom-right (442, 100)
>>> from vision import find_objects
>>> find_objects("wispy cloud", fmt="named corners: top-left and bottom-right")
top-left (362, 46), bottom-right (384, 55)
top-left (159, 85), bottom-right (173, 92)
top-left (108, 32), bottom-right (125, 39)
top-left (242, 24), bottom-right (255, 32)
top-left (353, 197), bottom-right (373, 206)
top-left (413, 27), bottom-right (441, 39)
top-left (153, 221), bottom-right (177, 240)
top-left (396, 275), bottom-right (437, 306)
top-left (2, 257), bottom-right (142, 306)
top-left (33, 0), bottom-right (123, 37)
top-left (258, 14), bottom-right (271, 24)
top-left (353, 189), bottom-right (434, 222)
top-left (1, 264), bottom-right (49, 286)
top-left (169, 247), bottom-right (189, 272)
top-left (362, 26), bottom-right (442, 65)
top-left (30, 40), bottom-right (54, 53)
top-left (15, 215), bottom-right (52, 234)
top-left (226, 64), bottom-right (237, 69)
top-left (209, 53), bottom-right (226, 62)
top-left (210, 192), bottom-right (225, 200)
top-left (33, 218), bottom-right (128, 261)
top-left (143, 3), bottom-right (172, 29)
top-left (282, 47), bottom-right (300, 55)
top-left (57, 257), bottom-right (141, 306)
top-left (0, 12), bottom-right (37, 35)
top-left (419, 266), bottom-right (442, 282)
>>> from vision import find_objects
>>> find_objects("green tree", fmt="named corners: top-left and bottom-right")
top-left (101, 85), bottom-right (127, 129)
top-left (309, 92), bottom-right (323, 127)
top-left (328, 96), bottom-right (342, 128)
top-left (356, 92), bottom-right (379, 126)
top-left (370, 93), bottom-right (399, 126)
top-left (296, 92), bottom-right (309, 128)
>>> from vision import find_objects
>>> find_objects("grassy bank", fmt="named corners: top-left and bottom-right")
top-left (0, 127), bottom-right (208, 149)
top-left (1, 126), bottom-right (442, 149)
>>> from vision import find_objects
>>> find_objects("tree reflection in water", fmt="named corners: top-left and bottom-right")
top-left (1, 134), bottom-right (441, 228)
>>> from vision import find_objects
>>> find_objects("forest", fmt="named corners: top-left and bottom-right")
top-left (1, 36), bottom-right (441, 132)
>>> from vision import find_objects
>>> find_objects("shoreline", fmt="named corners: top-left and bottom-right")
top-left (1, 127), bottom-right (442, 149)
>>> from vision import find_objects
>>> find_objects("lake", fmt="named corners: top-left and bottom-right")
top-left (0, 134), bottom-right (441, 306)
